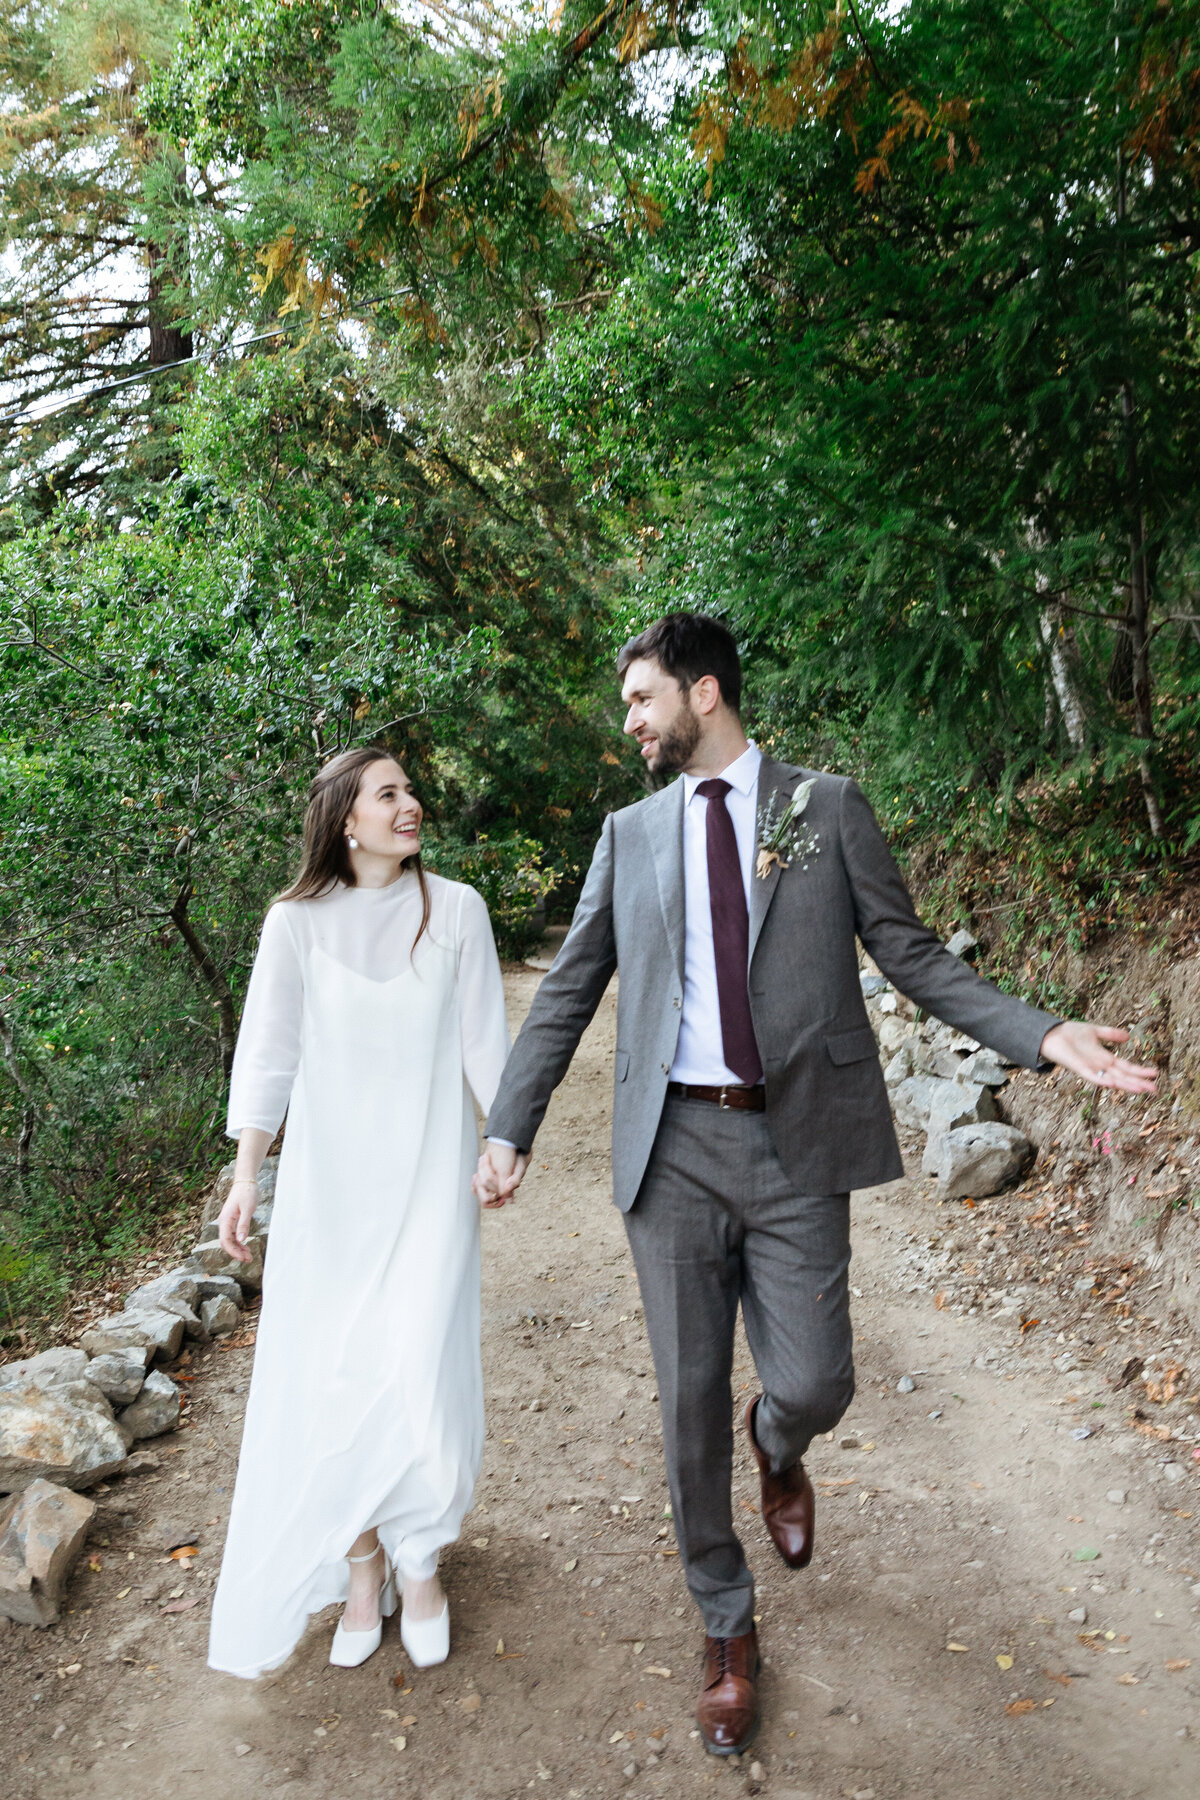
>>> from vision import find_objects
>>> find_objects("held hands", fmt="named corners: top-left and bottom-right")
top-left (472, 1142), bottom-right (529, 1210)
top-left (218, 1178), bottom-right (260, 1262)
top-left (1039, 1022), bottom-right (1158, 1095)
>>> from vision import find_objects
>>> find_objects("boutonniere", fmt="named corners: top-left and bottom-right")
top-left (755, 779), bottom-right (820, 879)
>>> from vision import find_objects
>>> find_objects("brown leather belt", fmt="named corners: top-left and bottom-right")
top-left (666, 1081), bottom-right (766, 1112)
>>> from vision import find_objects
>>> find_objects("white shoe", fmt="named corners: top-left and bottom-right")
top-left (400, 1591), bottom-right (450, 1668)
top-left (329, 1547), bottom-right (397, 1668)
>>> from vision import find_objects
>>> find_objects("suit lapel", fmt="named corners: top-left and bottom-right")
top-left (644, 777), bottom-right (686, 978)
top-left (749, 758), bottom-right (804, 963)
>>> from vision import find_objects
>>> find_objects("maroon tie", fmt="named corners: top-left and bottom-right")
top-left (695, 779), bottom-right (763, 1085)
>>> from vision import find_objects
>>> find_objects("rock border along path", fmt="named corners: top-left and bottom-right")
top-left (0, 965), bottom-right (1197, 1800)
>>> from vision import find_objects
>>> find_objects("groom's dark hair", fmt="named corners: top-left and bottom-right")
top-left (617, 612), bottom-right (742, 713)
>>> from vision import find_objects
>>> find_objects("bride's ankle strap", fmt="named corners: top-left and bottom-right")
top-left (347, 1547), bottom-right (383, 1563)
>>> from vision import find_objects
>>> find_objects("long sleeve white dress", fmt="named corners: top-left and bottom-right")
top-left (207, 870), bottom-right (510, 1680)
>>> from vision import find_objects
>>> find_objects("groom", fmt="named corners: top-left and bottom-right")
top-left (475, 612), bottom-right (1155, 1755)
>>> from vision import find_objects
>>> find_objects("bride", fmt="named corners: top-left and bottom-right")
top-left (207, 745), bottom-right (510, 1679)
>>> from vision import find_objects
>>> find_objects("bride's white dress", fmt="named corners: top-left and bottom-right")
top-left (207, 870), bottom-right (509, 1679)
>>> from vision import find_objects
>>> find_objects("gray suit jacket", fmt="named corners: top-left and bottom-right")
top-left (486, 759), bottom-right (1060, 1210)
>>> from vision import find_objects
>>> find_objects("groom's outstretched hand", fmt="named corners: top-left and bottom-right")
top-left (473, 1141), bottom-right (529, 1209)
top-left (1039, 1021), bottom-right (1158, 1094)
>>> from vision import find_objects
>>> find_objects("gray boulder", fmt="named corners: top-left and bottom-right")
top-left (955, 1049), bottom-right (1009, 1089)
top-left (194, 1273), bottom-right (243, 1309)
top-left (79, 1308), bottom-right (185, 1362)
top-left (891, 1075), bottom-right (941, 1131)
top-left (925, 1122), bottom-right (1034, 1200)
top-left (84, 1350), bottom-right (148, 1407)
top-left (0, 1380), bottom-right (128, 1494)
top-left (127, 1270), bottom-right (199, 1312)
top-left (925, 1081), bottom-right (997, 1147)
top-left (883, 1043), bottom-right (916, 1087)
top-left (945, 929), bottom-right (978, 960)
top-left (200, 1295), bottom-right (241, 1337)
top-left (117, 1370), bottom-right (182, 1445)
top-left (0, 1347), bottom-right (91, 1392)
top-left (0, 1478), bottom-right (96, 1625)
top-left (184, 1237), bottom-right (264, 1293)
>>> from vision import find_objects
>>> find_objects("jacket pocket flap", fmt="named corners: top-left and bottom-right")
top-left (825, 1026), bottom-right (878, 1066)
top-left (615, 1050), bottom-right (630, 1082)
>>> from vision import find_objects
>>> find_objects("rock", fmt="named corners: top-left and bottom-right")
top-left (930, 1048), bottom-right (971, 1081)
top-left (891, 1075), bottom-right (942, 1131)
top-left (201, 1158), bottom-right (279, 1229)
top-left (884, 1044), bottom-right (916, 1087)
top-left (117, 1371), bottom-right (181, 1444)
top-left (126, 1271), bottom-right (199, 1313)
top-left (200, 1295), bottom-right (241, 1337)
top-left (860, 974), bottom-right (891, 999)
top-left (1106, 1489), bottom-right (1127, 1506)
top-left (79, 1308), bottom-right (185, 1362)
top-left (84, 1350), bottom-right (147, 1407)
top-left (0, 1347), bottom-right (93, 1393)
top-left (877, 1016), bottom-right (912, 1057)
top-left (925, 1122), bottom-right (1034, 1200)
top-left (1067, 1605), bottom-right (1087, 1623)
top-left (149, 1296), bottom-right (209, 1342)
top-left (1162, 1463), bottom-right (1185, 1484)
top-left (749, 1762), bottom-right (765, 1782)
top-left (184, 1239), bottom-right (264, 1293)
top-left (194, 1273), bottom-right (243, 1308)
top-left (840, 1435), bottom-right (861, 1450)
top-left (158, 1518), bottom-right (200, 1552)
top-left (0, 1380), bottom-right (128, 1494)
top-left (924, 1082), bottom-right (997, 1152)
top-left (945, 929), bottom-right (978, 960)
top-left (897, 1375), bottom-right (916, 1394)
top-left (956, 1049), bottom-right (1009, 1088)
top-left (0, 1479), bottom-right (96, 1625)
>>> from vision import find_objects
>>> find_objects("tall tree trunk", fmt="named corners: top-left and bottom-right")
top-left (169, 885), bottom-right (237, 1077)
top-left (148, 239), bottom-right (193, 366)
top-left (0, 1005), bottom-right (46, 1202)
top-left (1038, 601), bottom-right (1088, 752)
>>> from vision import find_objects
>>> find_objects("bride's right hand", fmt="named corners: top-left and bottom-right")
top-left (218, 1178), bottom-right (260, 1261)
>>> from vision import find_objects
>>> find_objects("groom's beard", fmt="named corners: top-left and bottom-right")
top-left (646, 701), bottom-right (703, 775)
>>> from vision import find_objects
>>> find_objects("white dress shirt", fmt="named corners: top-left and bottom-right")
top-left (669, 740), bottom-right (762, 1086)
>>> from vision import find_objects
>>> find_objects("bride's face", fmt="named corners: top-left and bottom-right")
top-left (344, 759), bottom-right (423, 862)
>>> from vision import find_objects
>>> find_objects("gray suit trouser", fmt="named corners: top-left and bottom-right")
top-left (623, 1095), bottom-right (854, 1639)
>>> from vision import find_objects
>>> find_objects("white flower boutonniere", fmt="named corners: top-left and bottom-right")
top-left (755, 778), bottom-right (820, 880)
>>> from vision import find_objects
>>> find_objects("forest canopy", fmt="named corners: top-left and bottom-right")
top-left (2, 0), bottom-right (1199, 1319)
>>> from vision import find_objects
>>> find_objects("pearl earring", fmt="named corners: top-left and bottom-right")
top-left (347, 834), bottom-right (359, 850)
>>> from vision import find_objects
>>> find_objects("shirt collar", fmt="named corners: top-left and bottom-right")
top-left (682, 741), bottom-right (762, 805)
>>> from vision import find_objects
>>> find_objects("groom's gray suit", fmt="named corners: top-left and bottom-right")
top-left (487, 756), bottom-right (1058, 1634)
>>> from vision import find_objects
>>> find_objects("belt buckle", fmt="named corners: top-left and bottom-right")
top-left (717, 1085), bottom-right (731, 1110)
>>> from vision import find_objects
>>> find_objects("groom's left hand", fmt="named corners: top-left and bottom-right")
top-left (1039, 1021), bottom-right (1158, 1094)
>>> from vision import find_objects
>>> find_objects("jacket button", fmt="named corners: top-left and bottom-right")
top-left (672, 996), bottom-right (681, 1008)
top-left (660, 1062), bottom-right (670, 1074)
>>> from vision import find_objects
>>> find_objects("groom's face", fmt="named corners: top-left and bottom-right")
top-left (621, 657), bottom-right (703, 775)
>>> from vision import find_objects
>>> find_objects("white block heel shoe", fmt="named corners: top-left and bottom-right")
top-left (400, 1593), bottom-right (450, 1668)
top-left (329, 1547), bottom-right (397, 1668)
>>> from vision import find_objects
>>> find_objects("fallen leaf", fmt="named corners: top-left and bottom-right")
top-left (115, 1586), bottom-right (132, 1599)
top-left (934, 1290), bottom-right (948, 1310)
top-left (459, 1694), bottom-right (482, 1713)
top-left (1073, 1547), bottom-right (1101, 1562)
top-left (563, 1559), bottom-right (577, 1572)
top-left (234, 1744), bottom-right (252, 1757)
top-left (161, 1597), bottom-right (201, 1614)
top-left (1005, 1698), bottom-right (1036, 1716)
top-left (946, 1643), bottom-right (969, 1653)
top-left (1165, 1659), bottom-right (1192, 1672)
top-left (380, 1709), bottom-right (398, 1720)
top-left (1116, 1674), bottom-right (1139, 1686)
top-left (400, 1715), bottom-right (417, 1728)
top-left (1043, 1670), bottom-right (1072, 1687)
top-left (644, 1665), bottom-right (672, 1678)
top-left (1020, 1316), bottom-right (1041, 1334)
top-left (495, 1639), bottom-right (505, 1655)
top-left (88, 1554), bottom-right (102, 1572)
top-left (996, 1655), bottom-right (1014, 1670)
top-left (391, 1735), bottom-right (407, 1752)
top-left (169, 1545), bottom-right (198, 1562)
top-left (609, 1731), bottom-right (626, 1745)
top-left (471, 1538), bottom-right (489, 1549)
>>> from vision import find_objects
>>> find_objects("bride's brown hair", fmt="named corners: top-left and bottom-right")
top-left (276, 745), bottom-right (432, 950)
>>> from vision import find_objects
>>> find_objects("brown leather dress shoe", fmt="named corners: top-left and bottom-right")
top-left (745, 1394), bottom-right (815, 1569)
top-left (696, 1628), bottom-right (761, 1755)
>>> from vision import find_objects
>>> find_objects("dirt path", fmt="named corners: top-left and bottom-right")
top-left (2, 966), bottom-right (1198, 1800)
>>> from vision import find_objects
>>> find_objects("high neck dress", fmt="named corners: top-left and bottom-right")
top-left (207, 870), bottom-right (510, 1679)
